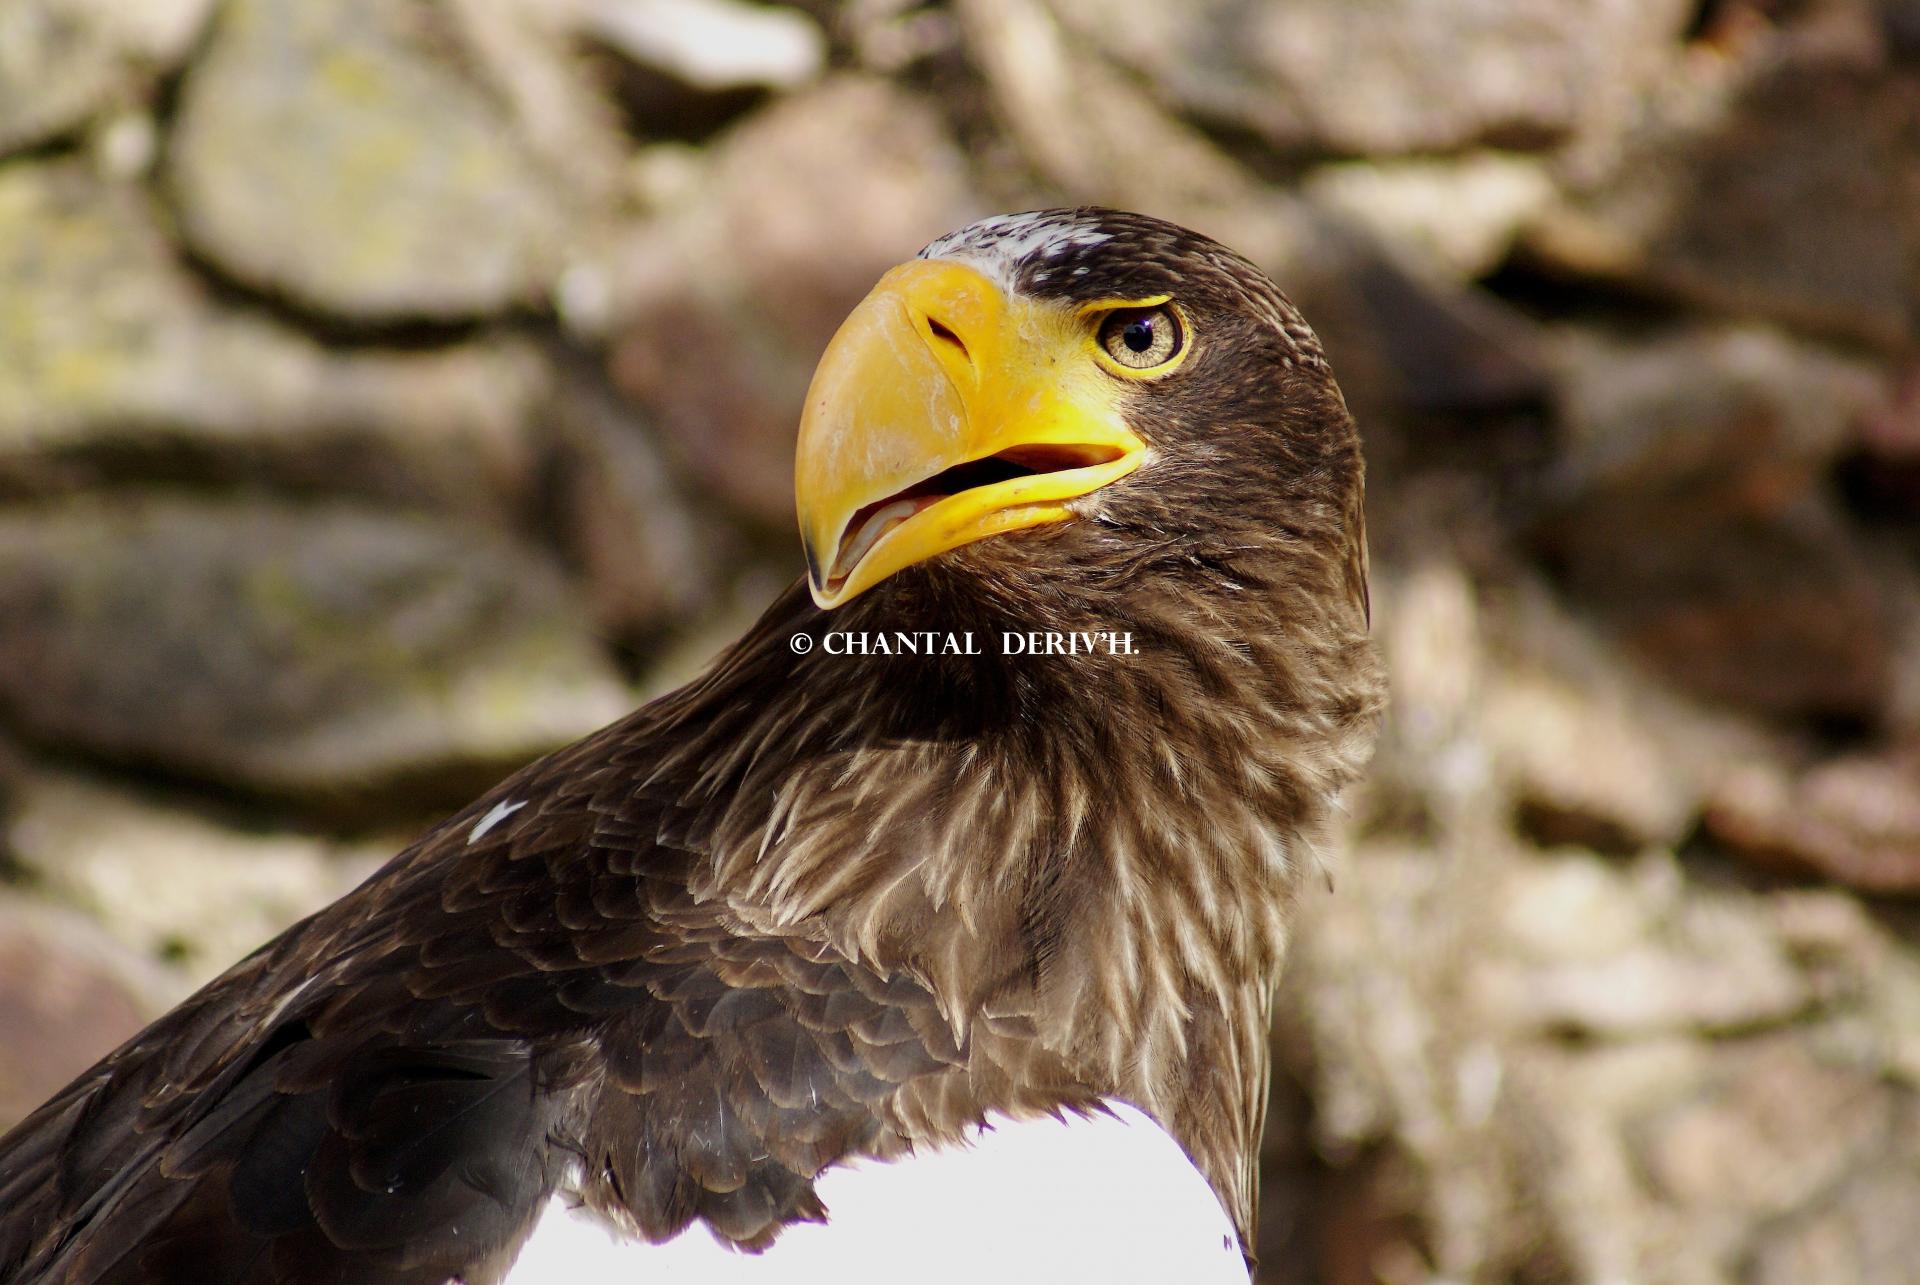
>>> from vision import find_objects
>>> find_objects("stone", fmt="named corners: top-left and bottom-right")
top-left (1747, 1154), bottom-right (1920, 1285)
top-left (1496, 853), bottom-right (1660, 962)
top-left (1277, 839), bottom-right (1533, 1281)
top-left (0, 161), bottom-right (550, 519)
top-left (841, 1), bottom-right (962, 76)
top-left (1355, 557), bottom-right (1500, 840)
top-left (1491, 927), bottom-right (1806, 1040)
top-left (1482, 665), bottom-right (1697, 853)
top-left (1482, 576), bottom-right (1774, 855)
top-left (1480, 853), bottom-right (1810, 1038)
top-left (1365, 559), bottom-right (1751, 856)
top-left (4, 771), bottom-right (387, 986)
top-left (1044, 0), bottom-right (1694, 157)
top-left (1876, 934), bottom-right (1920, 1088)
top-left (1706, 746), bottom-right (1920, 894)
top-left (1506, 1030), bottom-right (1914, 1283)
top-left (566, 0), bottom-right (825, 91)
top-left (1553, 489), bottom-right (1898, 729)
top-left (0, 499), bottom-right (630, 811)
top-left (0, 0), bottom-right (212, 154)
top-left (169, 0), bottom-right (572, 321)
top-left (957, 0), bottom-right (1292, 231)
top-left (604, 76), bottom-right (982, 526)
top-left (1287, 226), bottom-right (1553, 434)
top-left (1889, 0), bottom-right (1920, 57)
top-left (1548, 323), bottom-right (1887, 498)
top-left (1535, 328), bottom-right (1899, 725)
top-left (0, 896), bottom-right (170, 1131)
top-left (1501, 1039), bottom-right (1723, 1283)
top-left (1528, 55), bottom-right (1920, 349)
top-left (1630, 1039), bottom-right (1895, 1218)
top-left (1847, 360), bottom-right (1920, 525)
top-left (1533, 323), bottom-right (1900, 724)
top-left (545, 349), bottom-right (737, 642)
top-left (441, 0), bottom-right (630, 214)
top-left (1271, 629), bottom-right (1915, 1283)
top-left (1302, 152), bottom-right (1557, 281)
top-left (634, 570), bottom-right (791, 700)
top-left (1753, 891), bottom-right (1920, 1089)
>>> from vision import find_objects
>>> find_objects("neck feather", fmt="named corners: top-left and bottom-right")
top-left (639, 550), bottom-right (1381, 1235)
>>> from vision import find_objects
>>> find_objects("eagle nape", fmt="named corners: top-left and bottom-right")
top-left (0, 208), bottom-right (1383, 1285)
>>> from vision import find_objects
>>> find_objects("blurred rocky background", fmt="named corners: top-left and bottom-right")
top-left (1, 0), bottom-right (1917, 1280)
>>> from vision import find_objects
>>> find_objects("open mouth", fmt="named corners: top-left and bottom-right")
top-left (826, 443), bottom-right (1128, 590)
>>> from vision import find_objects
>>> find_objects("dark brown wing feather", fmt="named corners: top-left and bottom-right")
top-left (0, 610), bottom-right (970, 1283)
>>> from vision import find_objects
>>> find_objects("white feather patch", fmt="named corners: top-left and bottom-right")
top-left (468, 799), bottom-right (527, 845)
top-left (500, 1103), bottom-right (1247, 1284)
top-left (918, 211), bottom-right (1113, 292)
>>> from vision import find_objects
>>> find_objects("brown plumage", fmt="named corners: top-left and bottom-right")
top-left (0, 208), bottom-right (1383, 1284)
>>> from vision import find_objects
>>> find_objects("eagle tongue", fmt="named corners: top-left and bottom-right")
top-left (832, 497), bottom-right (933, 586)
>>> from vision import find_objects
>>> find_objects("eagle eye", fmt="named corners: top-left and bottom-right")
top-left (1096, 304), bottom-right (1183, 372)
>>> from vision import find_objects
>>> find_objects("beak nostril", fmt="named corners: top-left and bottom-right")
top-left (925, 316), bottom-right (969, 362)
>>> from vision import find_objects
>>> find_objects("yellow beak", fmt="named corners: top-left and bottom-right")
top-left (795, 259), bottom-right (1147, 608)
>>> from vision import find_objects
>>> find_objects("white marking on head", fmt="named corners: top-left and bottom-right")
top-left (919, 211), bottom-right (1113, 292)
top-left (468, 798), bottom-right (527, 845)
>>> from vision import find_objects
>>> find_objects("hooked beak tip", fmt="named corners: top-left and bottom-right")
top-left (802, 539), bottom-right (831, 600)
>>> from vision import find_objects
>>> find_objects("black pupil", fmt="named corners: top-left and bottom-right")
top-left (1122, 316), bottom-right (1156, 353)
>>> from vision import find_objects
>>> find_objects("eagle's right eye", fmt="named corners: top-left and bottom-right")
top-left (1096, 305), bottom-right (1183, 373)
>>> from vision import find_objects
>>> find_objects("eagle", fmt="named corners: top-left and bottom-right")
top-left (0, 208), bottom-right (1383, 1284)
